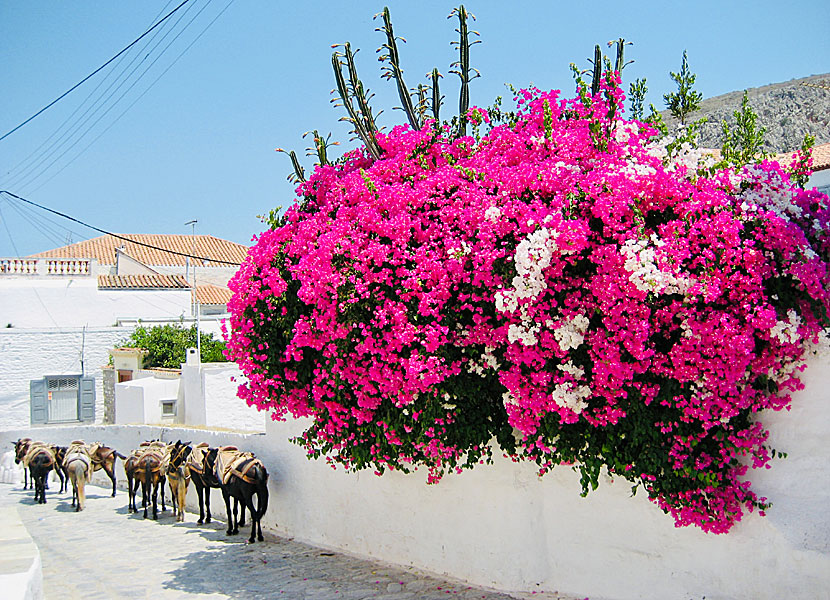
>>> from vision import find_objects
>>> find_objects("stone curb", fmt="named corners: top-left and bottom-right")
top-left (0, 502), bottom-right (44, 600)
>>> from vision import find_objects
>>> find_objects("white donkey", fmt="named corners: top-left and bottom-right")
top-left (63, 441), bottom-right (93, 512)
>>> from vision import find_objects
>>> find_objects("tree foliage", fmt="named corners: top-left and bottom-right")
top-left (120, 323), bottom-right (227, 369)
top-left (663, 50), bottom-right (703, 125)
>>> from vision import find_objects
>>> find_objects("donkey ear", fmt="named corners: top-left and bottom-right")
top-left (183, 441), bottom-right (191, 446)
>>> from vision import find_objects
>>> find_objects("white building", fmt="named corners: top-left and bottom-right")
top-left (0, 233), bottom-right (248, 430)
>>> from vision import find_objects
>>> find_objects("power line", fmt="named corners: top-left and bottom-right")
top-left (0, 0), bottom-right (194, 143)
top-left (0, 202), bottom-right (64, 330)
top-left (2, 2), bottom-right (178, 184)
top-left (0, 190), bottom-right (243, 266)
top-left (4, 2), bottom-right (195, 190)
top-left (8, 0), bottom-right (210, 192)
top-left (22, 0), bottom-right (234, 195)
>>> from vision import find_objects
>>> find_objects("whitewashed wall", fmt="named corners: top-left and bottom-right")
top-left (2, 356), bottom-right (828, 600)
top-left (202, 363), bottom-right (264, 432)
top-left (0, 278), bottom-right (192, 328)
top-left (114, 377), bottom-right (180, 425)
top-left (0, 327), bottom-right (134, 430)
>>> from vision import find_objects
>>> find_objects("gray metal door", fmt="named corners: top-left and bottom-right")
top-left (47, 377), bottom-right (79, 422)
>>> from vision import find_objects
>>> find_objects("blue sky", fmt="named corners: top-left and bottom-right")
top-left (1, 1), bottom-right (828, 257)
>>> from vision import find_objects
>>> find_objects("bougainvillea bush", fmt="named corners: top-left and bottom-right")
top-left (224, 76), bottom-right (830, 533)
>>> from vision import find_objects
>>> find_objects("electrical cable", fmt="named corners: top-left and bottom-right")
top-left (7, 0), bottom-right (207, 191)
top-left (0, 190), bottom-right (243, 266)
top-left (0, 202), bottom-right (64, 330)
top-left (21, 0), bottom-right (226, 194)
top-left (2, 1), bottom-right (179, 185)
top-left (0, 0), bottom-right (194, 143)
top-left (2, 193), bottom-right (87, 249)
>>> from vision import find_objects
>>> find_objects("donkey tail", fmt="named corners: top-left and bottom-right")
top-left (256, 464), bottom-right (269, 520)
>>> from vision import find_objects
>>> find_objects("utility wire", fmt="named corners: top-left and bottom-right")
top-left (0, 190), bottom-right (243, 266)
top-left (11, 0), bottom-right (206, 191)
top-left (0, 0), bottom-right (194, 143)
top-left (24, 0), bottom-right (233, 195)
top-left (2, 196), bottom-right (73, 249)
top-left (0, 203), bottom-right (64, 329)
top-left (2, 1), bottom-right (177, 183)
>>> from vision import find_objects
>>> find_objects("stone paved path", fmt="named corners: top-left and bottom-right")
top-left (1, 482), bottom-right (581, 600)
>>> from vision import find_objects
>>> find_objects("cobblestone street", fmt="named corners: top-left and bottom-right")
top-left (1, 482), bottom-right (579, 600)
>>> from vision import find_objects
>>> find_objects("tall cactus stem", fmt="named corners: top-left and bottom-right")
top-left (376, 7), bottom-right (420, 130)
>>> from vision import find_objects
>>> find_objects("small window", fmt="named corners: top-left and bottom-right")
top-left (160, 399), bottom-right (177, 417)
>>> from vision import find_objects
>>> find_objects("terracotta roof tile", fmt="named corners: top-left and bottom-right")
top-left (195, 284), bottom-right (233, 306)
top-left (98, 274), bottom-right (191, 290)
top-left (31, 234), bottom-right (248, 267)
top-left (774, 141), bottom-right (830, 173)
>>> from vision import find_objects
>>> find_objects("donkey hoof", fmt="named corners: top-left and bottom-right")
top-left (248, 537), bottom-right (256, 544)
top-left (197, 518), bottom-right (204, 525)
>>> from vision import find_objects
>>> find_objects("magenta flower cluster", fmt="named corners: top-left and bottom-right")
top-left (224, 82), bottom-right (830, 533)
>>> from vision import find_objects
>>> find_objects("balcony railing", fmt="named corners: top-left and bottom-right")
top-left (0, 257), bottom-right (97, 276)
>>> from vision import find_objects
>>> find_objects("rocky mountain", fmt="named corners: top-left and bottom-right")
top-left (662, 73), bottom-right (830, 153)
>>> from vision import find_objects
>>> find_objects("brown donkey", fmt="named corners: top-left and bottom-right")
top-left (12, 438), bottom-right (32, 489)
top-left (134, 441), bottom-right (169, 519)
top-left (86, 442), bottom-right (126, 497)
top-left (167, 441), bottom-right (192, 522)
top-left (62, 442), bottom-right (93, 511)
top-left (24, 443), bottom-right (56, 504)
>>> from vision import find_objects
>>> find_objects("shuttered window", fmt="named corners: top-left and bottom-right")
top-left (30, 375), bottom-right (96, 425)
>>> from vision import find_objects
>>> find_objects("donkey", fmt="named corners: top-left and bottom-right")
top-left (167, 440), bottom-right (192, 522)
top-left (209, 447), bottom-right (269, 543)
top-left (24, 443), bottom-right (56, 504)
top-left (123, 446), bottom-right (146, 513)
top-left (197, 445), bottom-right (247, 529)
top-left (135, 441), bottom-right (169, 519)
top-left (86, 442), bottom-right (126, 497)
top-left (13, 438), bottom-right (32, 489)
top-left (63, 442), bottom-right (93, 512)
top-left (52, 445), bottom-right (69, 494)
top-left (188, 443), bottom-right (227, 525)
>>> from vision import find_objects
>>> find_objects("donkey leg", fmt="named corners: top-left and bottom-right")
top-left (179, 482), bottom-right (188, 522)
top-left (160, 476), bottom-right (167, 512)
top-left (168, 479), bottom-right (177, 518)
top-left (195, 480), bottom-right (205, 524)
top-left (232, 497), bottom-right (240, 534)
top-left (221, 489), bottom-right (235, 535)
top-left (246, 492), bottom-right (257, 543)
top-left (107, 463), bottom-right (117, 497)
top-left (205, 486), bottom-right (212, 523)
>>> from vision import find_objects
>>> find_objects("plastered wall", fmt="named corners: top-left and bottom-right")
top-left (2, 356), bottom-right (828, 600)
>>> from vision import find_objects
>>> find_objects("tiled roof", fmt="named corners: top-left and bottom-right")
top-left (774, 141), bottom-right (830, 172)
top-left (30, 234), bottom-right (248, 267)
top-left (195, 284), bottom-right (233, 306)
top-left (98, 274), bottom-right (191, 290)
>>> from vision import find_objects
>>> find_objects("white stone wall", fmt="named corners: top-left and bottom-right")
top-left (0, 327), bottom-right (134, 430)
top-left (202, 364), bottom-right (264, 432)
top-left (114, 377), bottom-right (180, 425)
top-left (0, 278), bottom-right (192, 328)
top-left (2, 357), bottom-right (828, 600)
